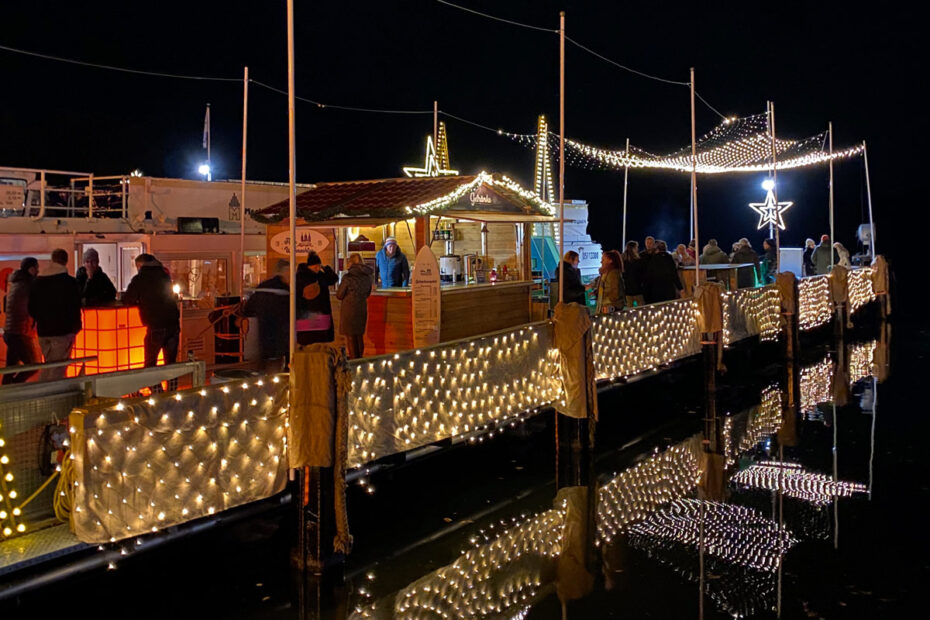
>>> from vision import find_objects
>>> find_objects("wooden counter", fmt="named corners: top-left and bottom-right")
top-left (332, 280), bottom-right (533, 355)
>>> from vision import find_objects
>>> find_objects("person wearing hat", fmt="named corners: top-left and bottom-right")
top-left (295, 251), bottom-right (338, 345)
top-left (75, 248), bottom-right (116, 306)
top-left (375, 236), bottom-right (410, 288)
top-left (2, 257), bottom-right (41, 384)
top-left (812, 234), bottom-right (837, 275)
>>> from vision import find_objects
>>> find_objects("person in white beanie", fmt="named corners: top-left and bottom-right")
top-left (375, 236), bottom-right (410, 287)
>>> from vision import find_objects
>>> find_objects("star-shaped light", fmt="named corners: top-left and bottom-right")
top-left (748, 189), bottom-right (793, 230)
top-left (403, 135), bottom-right (458, 178)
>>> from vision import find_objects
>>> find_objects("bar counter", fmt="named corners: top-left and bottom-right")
top-left (332, 280), bottom-right (533, 355)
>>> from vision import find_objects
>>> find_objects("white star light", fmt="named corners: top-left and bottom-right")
top-left (403, 135), bottom-right (458, 178)
top-left (748, 189), bottom-right (793, 230)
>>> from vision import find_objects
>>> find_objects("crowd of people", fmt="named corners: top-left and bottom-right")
top-left (552, 232), bottom-right (855, 315)
top-left (2, 248), bottom-right (178, 384)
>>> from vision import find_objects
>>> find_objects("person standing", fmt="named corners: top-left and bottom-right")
top-left (552, 250), bottom-right (586, 306)
top-left (75, 248), bottom-right (117, 306)
top-left (811, 234), bottom-right (834, 275)
top-left (335, 253), bottom-right (374, 358)
top-left (592, 250), bottom-right (623, 314)
top-left (2, 257), bottom-right (41, 384)
top-left (731, 238), bottom-right (761, 288)
top-left (621, 241), bottom-right (645, 307)
top-left (27, 249), bottom-right (82, 380)
top-left (642, 240), bottom-right (682, 304)
top-left (122, 253), bottom-right (180, 368)
top-left (242, 259), bottom-right (290, 371)
top-left (375, 237), bottom-right (410, 288)
top-left (674, 244), bottom-right (694, 266)
top-left (760, 239), bottom-right (778, 284)
top-left (700, 239), bottom-right (730, 265)
top-left (296, 251), bottom-right (338, 346)
top-left (802, 238), bottom-right (816, 276)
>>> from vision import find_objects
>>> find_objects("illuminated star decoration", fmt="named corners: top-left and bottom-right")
top-left (748, 189), bottom-right (793, 230)
top-left (403, 122), bottom-right (458, 178)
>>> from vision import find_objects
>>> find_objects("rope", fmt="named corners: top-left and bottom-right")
top-left (53, 450), bottom-right (73, 524)
top-left (249, 79), bottom-right (433, 115)
top-left (435, 0), bottom-right (558, 33)
top-left (0, 43), bottom-right (240, 82)
top-left (14, 470), bottom-right (59, 512)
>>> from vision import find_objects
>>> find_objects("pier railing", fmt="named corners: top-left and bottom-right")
top-left (68, 376), bottom-right (288, 544)
top-left (592, 298), bottom-right (700, 380)
top-left (346, 322), bottom-right (559, 467)
top-left (3, 263), bottom-right (888, 548)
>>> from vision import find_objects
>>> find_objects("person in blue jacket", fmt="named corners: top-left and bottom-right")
top-left (375, 237), bottom-right (410, 287)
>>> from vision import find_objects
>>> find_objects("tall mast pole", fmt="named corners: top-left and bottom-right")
top-left (206, 103), bottom-right (212, 182)
top-left (558, 11), bottom-right (565, 304)
top-left (768, 101), bottom-right (780, 271)
top-left (287, 0), bottom-right (298, 360)
top-left (690, 68), bottom-right (700, 285)
top-left (433, 100), bottom-right (439, 167)
top-left (240, 66), bottom-right (249, 292)
top-left (828, 122), bottom-right (835, 271)
top-left (621, 137), bottom-right (630, 248)
top-left (862, 140), bottom-right (876, 260)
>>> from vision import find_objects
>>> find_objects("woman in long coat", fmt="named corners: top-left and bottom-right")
top-left (335, 253), bottom-right (374, 358)
top-left (296, 251), bottom-right (338, 346)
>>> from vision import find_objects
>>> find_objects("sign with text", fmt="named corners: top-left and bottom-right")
top-left (269, 227), bottom-right (330, 256)
top-left (411, 246), bottom-right (441, 347)
top-left (0, 185), bottom-right (25, 209)
top-left (562, 204), bottom-right (602, 277)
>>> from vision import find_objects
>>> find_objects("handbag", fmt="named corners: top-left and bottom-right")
top-left (296, 311), bottom-right (332, 332)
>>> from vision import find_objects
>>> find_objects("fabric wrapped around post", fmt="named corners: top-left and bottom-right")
top-left (870, 254), bottom-right (892, 314)
top-left (553, 303), bottom-right (598, 421)
top-left (555, 485), bottom-right (595, 603)
top-left (775, 271), bottom-right (797, 316)
top-left (288, 343), bottom-right (353, 554)
top-left (829, 265), bottom-right (848, 307)
top-left (693, 281), bottom-right (724, 334)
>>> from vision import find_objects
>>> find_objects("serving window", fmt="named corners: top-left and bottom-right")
top-left (163, 257), bottom-right (229, 308)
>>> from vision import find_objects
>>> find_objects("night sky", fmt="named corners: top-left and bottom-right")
top-left (1, 1), bottom-right (921, 302)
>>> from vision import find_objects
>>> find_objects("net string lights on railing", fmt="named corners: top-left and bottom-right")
top-left (731, 461), bottom-right (867, 506)
top-left (0, 421), bottom-right (26, 537)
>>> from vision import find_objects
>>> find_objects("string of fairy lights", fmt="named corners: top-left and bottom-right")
top-left (506, 111), bottom-right (864, 175)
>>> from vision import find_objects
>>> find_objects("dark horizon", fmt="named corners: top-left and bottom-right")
top-left (1, 1), bottom-right (920, 281)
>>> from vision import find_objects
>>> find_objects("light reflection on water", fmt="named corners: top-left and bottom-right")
top-left (347, 331), bottom-right (890, 619)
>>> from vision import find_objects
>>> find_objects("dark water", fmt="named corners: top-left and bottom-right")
top-left (5, 321), bottom-right (928, 619)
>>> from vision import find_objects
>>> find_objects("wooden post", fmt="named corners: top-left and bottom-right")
top-left (828, 122), bottom-right (835, 270)
top-left (690, 68), bottom-right (701, 286)
top-left (240, 66), bottom-right (249, 293)
top-left (862, 141), bottom-right (876, 260)
top-left (558, 11), bottom-right (566, 304)
top-left (768, 101), bottom-right (781, 271)
top-left (621, 137), bottom-right (630, 249)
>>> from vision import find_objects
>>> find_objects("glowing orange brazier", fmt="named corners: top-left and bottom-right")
top-left (69, 306), bottom-right (163, 376)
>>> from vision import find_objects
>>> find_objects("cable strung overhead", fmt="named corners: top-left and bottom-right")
top-left (506, 112), bottom-right (864, 174)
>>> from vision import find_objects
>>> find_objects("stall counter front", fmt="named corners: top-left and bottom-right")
top-left (332, 280), bottom-right (532, 356)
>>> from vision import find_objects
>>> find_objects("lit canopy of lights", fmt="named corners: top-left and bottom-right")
top-left (507, 112), bottom-right (864, 174)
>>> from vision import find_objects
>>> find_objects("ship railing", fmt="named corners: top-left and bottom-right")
top-left (0, 167), bottom-right (128, 220)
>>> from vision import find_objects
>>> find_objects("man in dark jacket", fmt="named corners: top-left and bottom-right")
top-left (811, 234), bottom-right (836, 275)
top-left (75, 248), bottom-right (116, 306)
top-left (27, 248), bottom-right (82, 380)
top-left (730, 238), bottom-right (761, 288)
top-left (375, 237), bottom-right (410, 287)
top-left (3, 257), bottom-right (41, 384)
top-left (122, 253), bottom-right (180, 367)
top-left (242, 259), bottom-right (290, 370)
top-left (642, 241), bottom-right (682, 303)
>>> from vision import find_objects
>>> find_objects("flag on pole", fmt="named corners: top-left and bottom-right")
top-left (202, 104), bottom-right (211, 149)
